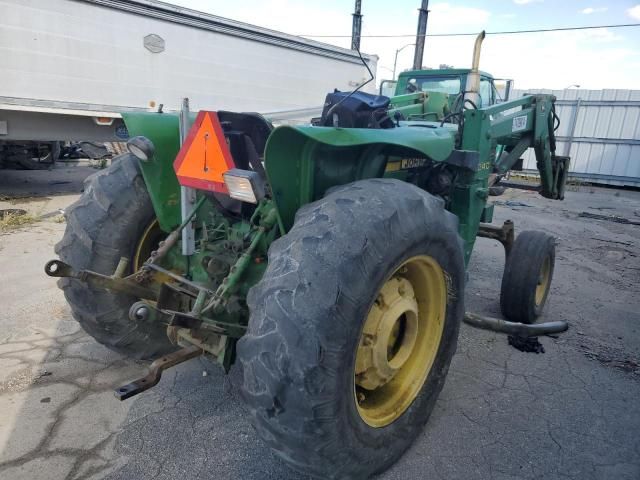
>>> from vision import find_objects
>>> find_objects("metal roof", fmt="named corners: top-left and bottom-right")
top-left (77, 0), bottom-right (375, 65)
top-left (398, 68), bottom-right (493, 78)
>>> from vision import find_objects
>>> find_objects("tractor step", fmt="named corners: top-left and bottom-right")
top-left (114, 345), bottom-right (202, 401)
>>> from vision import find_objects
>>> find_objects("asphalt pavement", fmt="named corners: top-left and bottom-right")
top-left (0, 167), bottom-right (639, 479)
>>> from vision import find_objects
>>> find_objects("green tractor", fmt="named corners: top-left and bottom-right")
top-left (381, 68), bottom-right (512, 108)
top-left (46, 33), bottom-right (569, 478)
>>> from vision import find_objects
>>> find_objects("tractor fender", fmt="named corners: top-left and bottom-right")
top-left (264, 124), bottom-right (456, 230)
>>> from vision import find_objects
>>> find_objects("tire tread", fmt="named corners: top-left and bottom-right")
top-left (55, 154), bottom-right (174, 359)
top-left (238, 179), bottom-right (465, 479)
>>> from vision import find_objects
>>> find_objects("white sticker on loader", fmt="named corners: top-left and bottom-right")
top-left (512, 115), bottom-right (527, 132)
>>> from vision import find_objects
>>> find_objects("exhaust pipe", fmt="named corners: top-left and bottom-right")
top-left (463, 312), bottom-right (569, 337)
top-left (463, 31), bottom-right (486, 108)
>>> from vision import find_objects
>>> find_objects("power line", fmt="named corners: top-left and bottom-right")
top-left (297, 23), bottom-right (640, 38)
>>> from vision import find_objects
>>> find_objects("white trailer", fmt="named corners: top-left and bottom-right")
top-left (0, 0), bottom-right (377, 165)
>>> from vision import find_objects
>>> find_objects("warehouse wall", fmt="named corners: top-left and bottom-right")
top-left (511, 88), bottom-right (640, 187)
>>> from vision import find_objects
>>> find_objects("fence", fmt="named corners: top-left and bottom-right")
top-left (511, 88), bottom-right (640, 187)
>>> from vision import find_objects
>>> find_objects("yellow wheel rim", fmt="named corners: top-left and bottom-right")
top-left (354, 255), bottom-right (447, 428)
top-left (133, 219), bottom-right (164, 271)
top-left (535, 256), bottom-right (551, 306)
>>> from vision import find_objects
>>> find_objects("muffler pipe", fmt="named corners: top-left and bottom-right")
top-left (463, 30), bottom-right (486, 108)
top-left (463, 312), bottom-right (568, 337)
top-left (470, 30), bottom-right (486, 74)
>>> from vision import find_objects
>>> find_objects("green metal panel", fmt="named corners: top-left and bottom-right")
top-left (265, 124), bottom-right (456, 230)
top-left (388, 91), bottom-right (450, 121)
top-left (121, 112), bottom-right (185, 231)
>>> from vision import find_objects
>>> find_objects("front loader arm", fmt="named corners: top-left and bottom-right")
top-left (447, 94), bottom-right (569, 262)
top-left (461, 94), bottom-right (569, 200)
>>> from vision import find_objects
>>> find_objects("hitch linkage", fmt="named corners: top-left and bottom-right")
top-left (114, 345), bottom-right (202, 401)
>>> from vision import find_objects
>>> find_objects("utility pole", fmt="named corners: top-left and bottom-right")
top-left (412, 0), bottom-right (429, 70)
top-left (351, 0), bottom-right (363, 50)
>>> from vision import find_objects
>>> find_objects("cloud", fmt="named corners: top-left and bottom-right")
top-left (427, 3), bottom-right (491, 28)
top-left (628, 5), bottom-right (640, 20)
top-left (170, 0), bottom-right (351, 41)
top-left (475, 28), bottom-right (637, 89)
top-left (167, 0), bottom-right (640, 90)
top-left (513, 0), bottom-right (542, 5)
top-left (364, 3), bottom-right (490, 80)
top-left (581, 7), bottom-right (608, 14)
top-left (583, 27), bottom-right (622, 43)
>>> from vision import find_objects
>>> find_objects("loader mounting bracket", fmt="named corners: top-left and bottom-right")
top-left (477, 220), bottom-right (515, 256)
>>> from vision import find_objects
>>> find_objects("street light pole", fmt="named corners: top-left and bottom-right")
top-left (393, 43), bottom-right (415, 80)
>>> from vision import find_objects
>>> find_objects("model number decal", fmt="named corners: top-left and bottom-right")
top-left (400, 158), bottom-right (427, 169)
top-left (512, 115), bottom-right (527, 132)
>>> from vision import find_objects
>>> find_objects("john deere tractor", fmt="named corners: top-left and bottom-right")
top-left (46, 33), bottom-right (569, 478)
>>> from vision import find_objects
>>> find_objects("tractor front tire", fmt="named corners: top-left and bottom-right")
top-left (238, 179), bottom-right (465, 479)
top-left (500, 230), bottom-right (556, 324)
top-left (55, 153), bottom-right (174, 359)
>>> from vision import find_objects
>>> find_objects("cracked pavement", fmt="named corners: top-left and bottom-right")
top-left (1, 168), bottom-right (639, 479)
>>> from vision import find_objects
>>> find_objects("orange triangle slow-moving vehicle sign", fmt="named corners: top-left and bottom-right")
top-left (173, 111), bottom-right (235, 193)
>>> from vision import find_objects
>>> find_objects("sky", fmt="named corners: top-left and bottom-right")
top-left (168, 0), bottom-right (640, 89)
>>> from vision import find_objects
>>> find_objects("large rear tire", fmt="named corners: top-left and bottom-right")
top-left (55, 153), bottom-right (174, 359)
top-left (238, 179), bottom-right (465, 479)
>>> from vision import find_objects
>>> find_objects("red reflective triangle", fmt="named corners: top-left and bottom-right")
top-left (173, 111), bottom-right (235, 193)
